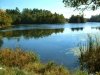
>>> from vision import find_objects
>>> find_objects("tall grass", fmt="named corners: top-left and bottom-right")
top-left (79, 35), bottom-right (100, 73)
top-left (0, 48), bottom-right (38, 68)
top-left (0, 48), bottom-right (70, 75)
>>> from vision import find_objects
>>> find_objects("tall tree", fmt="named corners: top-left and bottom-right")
top-left (63, 0), bottom-right (100, 10)
top-left (5, 8), bottom-right (66, 24)
top-left (6, 7), bottom-right (21, 24)
top-left (0, 9), bottom-right (12, 28)
top-left (69, 15), bottom-right (86, 23)
top-left (89, 14), bottom-right (100, 22)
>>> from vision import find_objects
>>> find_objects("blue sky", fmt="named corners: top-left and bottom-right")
top-left (0, 0), bottom-right (100, 18)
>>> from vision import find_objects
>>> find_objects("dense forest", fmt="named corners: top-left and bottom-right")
top-left (0, 8), bottom-right (66, 28)
top-left (68, 15), bottom-right (86, 23)
top-left (1, 7), bottom-right (100, 29)
top-left (88, 14), bottom-right (100, 22)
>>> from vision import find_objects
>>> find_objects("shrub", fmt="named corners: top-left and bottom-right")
top-left (23, 62), bottom-right (44, 73)
top-left (43, 62), bottom-right (70, 75)
top-left (24, 62), bottom-right (70, 75)
top-left (79, 35), bottom-right (100, 73)
top-left (0, 48), bottom-right (70, 75)
top-left (74, 70), bottom-right (88, 75)
top-left (0, 67), bottom-right (25, 75)
top-left (0, 48), bottom-right (38, 68)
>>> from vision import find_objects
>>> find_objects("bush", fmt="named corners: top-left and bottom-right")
top-left (0, 48), bottom-right (38, 68)
top-left (74, 70), bottom-right (88, 75)
top-left (23, 62), bottom-right (70, 75)
top-left (0, 67), bottom-right (25, 75)
top-left (23, 62), bottom-right (44, 73)
top-left (79, 35), bottom-right (100, 73)
top-left (43, 62), bottom-right (70, 75)
top-left (0, 48), bottom-right (70, 75)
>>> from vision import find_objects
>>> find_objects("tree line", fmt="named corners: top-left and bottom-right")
top-left (1, 7), bottom-right (99, 28)
top-left (0, 8), bottom-right (66, 28)
top-left (69, 15), bottom-right (86, 23)
top-left (88, 14), bottom-right (100, 22)
top-left (68, 14), bottom-right (100, 23)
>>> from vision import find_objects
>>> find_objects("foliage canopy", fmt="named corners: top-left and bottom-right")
top-left (63, 0), bottom-right (100, 10)
top-left (69, 15), bottom-right (86, 23)
top-left (89, 14), bottom-right (100, 22)
top-left (6, 8), bottom-right (66, 24)
top-left (0, 10), bottom-right (12, 28)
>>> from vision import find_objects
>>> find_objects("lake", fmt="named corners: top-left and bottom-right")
top-left (0, 22), bottom-right (100, 70)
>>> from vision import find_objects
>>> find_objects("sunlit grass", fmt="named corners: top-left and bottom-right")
top-left (0, 48), bottom-right (70, 75)
top-left (0, 48), bottom-right (38, 68)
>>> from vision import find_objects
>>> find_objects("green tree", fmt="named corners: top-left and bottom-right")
top-left (6, 7), bottom-right (21, 24)
top-left (63, 0), bottom-right (100, 10)
top-left (0, 9), bottom-right (12, 28)
top-left (21, 8), bottom-right (66, 24)
top-left (69, 15), bottom-right (86, 23)
top-left (5, 8), bottom-right (66, 24)
top-left (89, 14), bottom-right (100, 22)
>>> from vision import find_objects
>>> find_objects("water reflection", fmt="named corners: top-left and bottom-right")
top-left (0, 29), bottom-right (64, 39)
top-left (91, 27), bottom-right (100, 30)
top-left (70, 26), bottom-right (100, 33)
top-left (71, 27), bottom-right (83, 31)
top-left (0, 39), bottom-right (3, 48)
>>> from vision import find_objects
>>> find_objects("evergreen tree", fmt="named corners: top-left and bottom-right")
top-left (69, 15), bottom-right (86, 23)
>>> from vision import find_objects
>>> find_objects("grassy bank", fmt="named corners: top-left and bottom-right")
top-left (0, 48), bottom-right (69, 75)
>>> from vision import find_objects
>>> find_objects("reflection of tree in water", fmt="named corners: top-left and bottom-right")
top-left (91, 27), bottom-right (100, 30)
top-left (0, 38), bottom-right (3, 48)
top-left (0, 29), bottom-right (64, 39)
top-left (71, 27), bottom-right (83, 31)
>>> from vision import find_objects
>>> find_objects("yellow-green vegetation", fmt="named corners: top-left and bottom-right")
top-left (0, 9), bottom-right (12, 28)
top-left (79, 35), bottom-right (100, 73)
top-left (73, 70), bottom-right (88, 75)
top-left (0, 48), bottom-right (70, 75)
top-left (73, 70), bottom-right (100, 75)
top-left (0, 48), bottom-right (38, 68)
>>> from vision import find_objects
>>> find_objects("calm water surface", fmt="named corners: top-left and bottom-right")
top-left (0, 22), bottom-right (100, 70)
